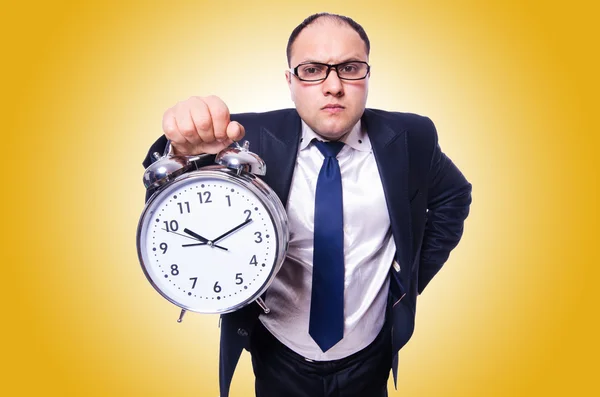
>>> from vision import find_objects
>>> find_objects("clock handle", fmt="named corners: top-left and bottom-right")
top-left (233, 140), bottom-right (250, 151)
top-left (152, 140), bottom-right (175, 161)
top-left (177, 308), bottom-right (187, 323)
top-left (255, 297), bottom-right (270, 314)
top-left (163, 140), bottom-right (174, 157)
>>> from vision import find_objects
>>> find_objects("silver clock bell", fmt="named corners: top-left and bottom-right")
top-left (215, 141), bottom-right (266, 176)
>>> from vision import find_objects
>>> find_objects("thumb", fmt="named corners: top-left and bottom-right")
top-left (226, 121), bottom-right (245, 143)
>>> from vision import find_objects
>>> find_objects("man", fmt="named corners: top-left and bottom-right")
top-left (143, 12), bottom-right (471, 397)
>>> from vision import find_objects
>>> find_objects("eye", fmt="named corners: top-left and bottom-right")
top-left (340, 64), bottom-right (358, 73)
top-left (301, 64), bottom-right (326, 75)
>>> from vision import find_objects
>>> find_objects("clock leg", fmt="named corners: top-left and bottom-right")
top-left (177, 308), bottom-right (187, 323)
top-left (255, 297), bottom-right (270, 314)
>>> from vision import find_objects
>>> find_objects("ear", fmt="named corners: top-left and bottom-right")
top-left (285, 70), bottom-right (295, 102)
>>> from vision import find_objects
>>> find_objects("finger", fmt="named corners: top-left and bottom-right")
top-left (226, 121), bottom-right (246, 143)
top-left (162, 108), bottom-right (187, 147)
top-left (188, 97), bottom-right (216, 143)
top-left (174, 98), bottom-right (208, 146)
top-left (203, 95), bottom-right (231, 142)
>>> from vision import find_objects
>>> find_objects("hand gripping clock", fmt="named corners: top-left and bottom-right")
top-left (136, 141), bottom-right (289, 321)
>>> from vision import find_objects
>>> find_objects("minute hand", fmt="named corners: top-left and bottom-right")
top-left (211, 218), bottom-right (253, 244)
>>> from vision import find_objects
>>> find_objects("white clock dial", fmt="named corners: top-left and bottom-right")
top-left (138, 172), bottom-right (283, 313)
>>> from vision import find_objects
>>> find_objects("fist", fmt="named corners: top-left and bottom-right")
top-left (162, 95), bottom-right (245, 155)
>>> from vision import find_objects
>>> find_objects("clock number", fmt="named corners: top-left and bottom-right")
top-left (159, 242), bottom-right (168, 254)
top-left (198, 191), bottom-right (212, 204)
top-left (189, 277), bottom-right (198, 289)
top-left (225, 195), bottom-right (231, 207)
top-left (163, 220), bottom-right (179, 232)
top-left (177, 201), bottom-right (191, 214)
top-left (254, 232), bottom-right (263, 243)
top-left (235, 273), bottom-right (243, 285)
top-left (170, 264), bottom-right (179, 276)
top-left (213, 281), bottom-right (222, 293)
top-left (244, 209), bottom-right (252, 222)
top-left (249, 255), bottom-right (257, 265)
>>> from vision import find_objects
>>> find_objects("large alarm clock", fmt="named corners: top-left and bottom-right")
top-left (136, 141), bottom-right (289, 321)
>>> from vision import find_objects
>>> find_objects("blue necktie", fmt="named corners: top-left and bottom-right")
top-left (309, 139), bottom-right (345, 352)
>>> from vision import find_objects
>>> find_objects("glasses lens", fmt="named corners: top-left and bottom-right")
top-left (337, 62), bottom-right (368, 79)
top-left (296, 63), bottom-right (328, 80)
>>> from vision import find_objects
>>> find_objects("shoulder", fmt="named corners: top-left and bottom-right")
top-left (365, 108), bottom-right (436, 134)
top-left (364, 108), bottom-right (438, 151)
top-left (230, 109), bottom-right (301, 144)
top-left (230, 109), bottom-right (299, 129)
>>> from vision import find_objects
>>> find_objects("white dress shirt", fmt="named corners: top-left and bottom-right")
top-left (260, 119), bottom-right (397, 361)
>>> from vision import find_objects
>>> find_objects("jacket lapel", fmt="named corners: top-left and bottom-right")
top-left (257, 110), bottom-right (302, 206)
top-left (364, 110), bottom-right (413, 287)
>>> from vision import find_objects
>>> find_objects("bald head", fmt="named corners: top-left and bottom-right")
top-left (286, 13), bottom-right (370, 67)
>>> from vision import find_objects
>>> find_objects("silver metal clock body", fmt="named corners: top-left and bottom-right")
top-left (137, 146), bottom-right (289, 315)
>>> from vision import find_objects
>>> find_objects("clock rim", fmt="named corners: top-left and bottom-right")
top-left (136, 167), bottom-right (289, 314)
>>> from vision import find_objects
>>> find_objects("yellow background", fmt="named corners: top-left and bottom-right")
top-left (1, 0), bottom-right (598, 396)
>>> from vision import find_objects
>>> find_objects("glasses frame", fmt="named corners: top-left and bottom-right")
top-left (290, 61), bottom-right (371, 82)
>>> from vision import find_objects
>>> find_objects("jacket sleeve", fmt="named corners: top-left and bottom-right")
top-left (142, 135), bottom-right (168, 203)
top-left (418, 124), bottom-right (472, 294)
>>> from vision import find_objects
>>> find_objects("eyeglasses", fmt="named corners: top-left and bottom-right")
top-left (290, 61), bottom-right (370, 82)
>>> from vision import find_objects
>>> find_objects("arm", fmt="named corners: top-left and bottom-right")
top-left (418, 129), bottom-right (472, 294)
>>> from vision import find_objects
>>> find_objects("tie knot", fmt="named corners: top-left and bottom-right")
top-left (313, 139), bottom-right (344, 158)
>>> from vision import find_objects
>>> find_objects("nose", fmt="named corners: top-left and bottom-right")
top-left (322, 66), bottom-right (344, 97)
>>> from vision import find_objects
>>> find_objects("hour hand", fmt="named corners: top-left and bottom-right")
top-left (183, 228), bottom-right (210, 242)
top-left (183, 228), bottom-right (228, 251)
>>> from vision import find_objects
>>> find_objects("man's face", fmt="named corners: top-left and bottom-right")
top-left (286, 20), bottom-right (369, 140)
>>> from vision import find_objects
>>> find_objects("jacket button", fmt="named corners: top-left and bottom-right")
top-left (237, 328), bottom-right (248, 337)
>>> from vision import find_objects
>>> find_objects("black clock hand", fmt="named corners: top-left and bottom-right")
top-left (162, 229), bottom-right (202, 241)
top-left (183, 228), bottom-right (228, 250)
top-left (183, 228), bottom-right (211, 242)
top-left (181, 242), bottom-right (228, 251)
top-left (211, 218), bottom-right (253, 244)
top-left (182, 242), bottom-right (208, 247)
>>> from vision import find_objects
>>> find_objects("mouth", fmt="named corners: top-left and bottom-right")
top-left (321, 104), bottom-right (345, 113)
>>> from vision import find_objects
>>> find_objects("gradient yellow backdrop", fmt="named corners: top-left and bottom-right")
top-left (2, 0), bottom-right (598, 396)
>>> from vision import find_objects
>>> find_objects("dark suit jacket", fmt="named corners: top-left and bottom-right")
top-left (143, 108), bottom-right (472, 397)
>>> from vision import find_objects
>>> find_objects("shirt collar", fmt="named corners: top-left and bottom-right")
top-left (299, 119), bottom-right (371, 152)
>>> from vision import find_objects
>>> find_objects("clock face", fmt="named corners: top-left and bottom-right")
top-left (138, 171), bottom-right (284, 313)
